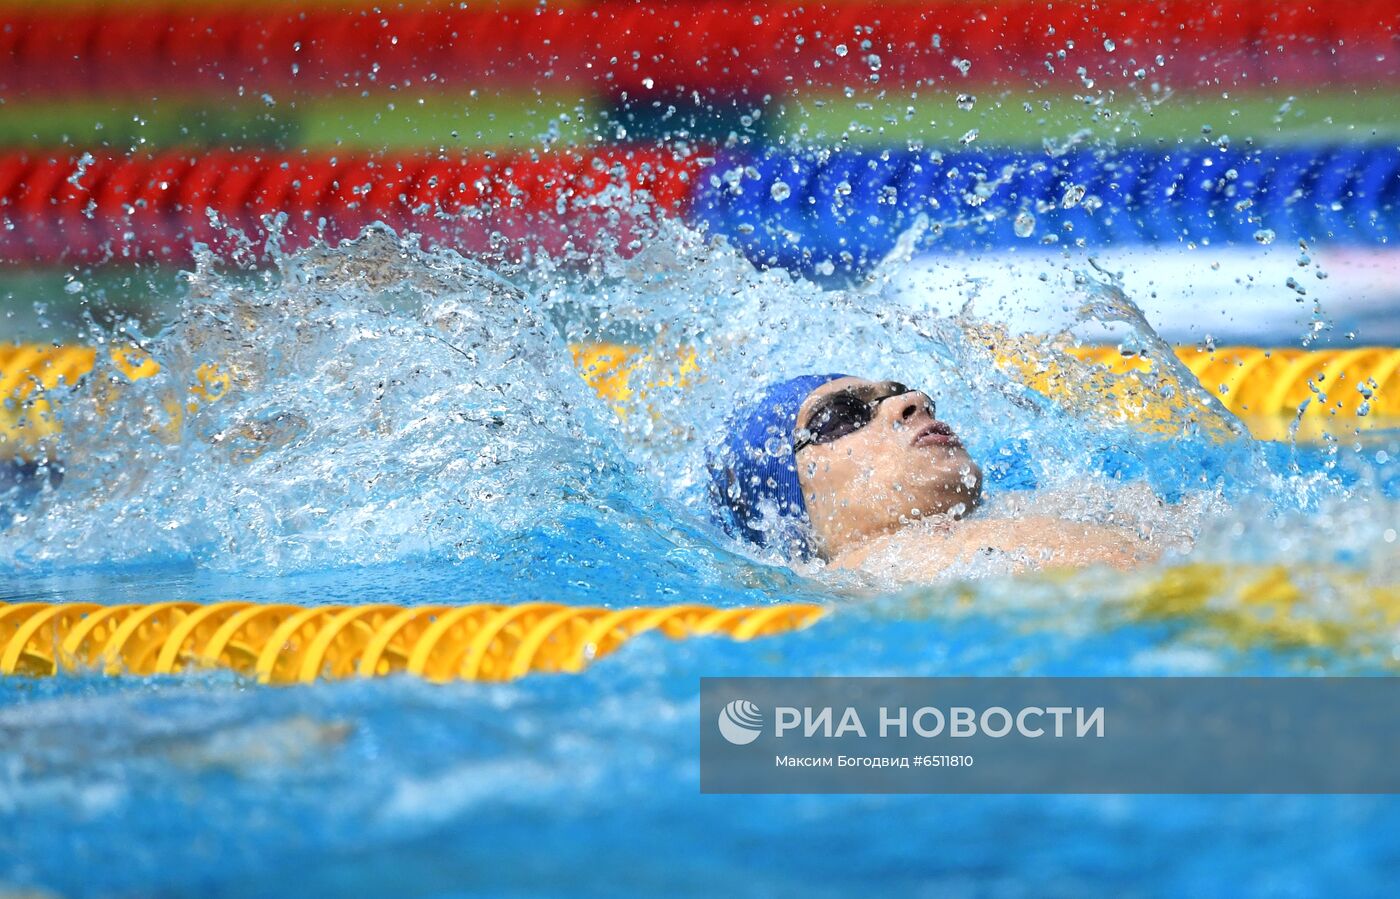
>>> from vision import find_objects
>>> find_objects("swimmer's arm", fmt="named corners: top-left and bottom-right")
top-left (984, 516), bottom-right (1158, 572)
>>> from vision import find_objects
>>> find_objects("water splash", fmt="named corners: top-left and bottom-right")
top-left (4, 227), bottom-right (639, 572)
top-left (1, 205), bottom-right (1394, 589)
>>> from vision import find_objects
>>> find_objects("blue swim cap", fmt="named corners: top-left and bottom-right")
top-left (706, 373), bottom-right (849, 557)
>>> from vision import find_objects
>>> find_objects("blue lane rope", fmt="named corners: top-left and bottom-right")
top-left (692, 146), bottom-right (1400, 277)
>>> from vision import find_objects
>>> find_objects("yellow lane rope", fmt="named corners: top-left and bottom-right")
top-left (0, 600), bottom-right (826, 684)
top-left (3, 343), bottom-right (1398, 457)
top-left (577, 342), bottom-right (1400, 442)
top-left (1117, 562), bottom-right (1400, 654)
top-left (1047, 345), bottom-right (1400, 442)
top-left (0, 564), bottom-right (1396, 685)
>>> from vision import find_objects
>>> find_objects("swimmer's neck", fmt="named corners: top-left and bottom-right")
top-left (816, 503), bottom-right (979, 563)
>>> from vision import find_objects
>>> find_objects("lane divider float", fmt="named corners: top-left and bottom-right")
top-left (0, 145), bottom-right (1397, 266)
top-left (0, 147), bottom-right (696, 264)
top-left (0, 600), bottom-right (827, 684)
top-left (575, 341), bottom-right (1400, 442)
top-left (693, 145), bottom-right (1400, 274)
top-left (0, 562), bottom-right (1395, 685)
top-left (4, 342), bottom-right (1399, 457)
top-left (1004, 343), bottom-right (1400, 442)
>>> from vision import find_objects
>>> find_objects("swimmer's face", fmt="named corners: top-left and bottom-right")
top-left (794, 376), bottom-right (982, 557)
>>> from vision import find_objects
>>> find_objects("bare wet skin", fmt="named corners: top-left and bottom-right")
top-left (794, 376), bottom-right (1167, 582)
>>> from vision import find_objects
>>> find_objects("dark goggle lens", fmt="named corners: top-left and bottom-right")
top-left (804, 393), bottom-right (874, 444)
top-left (795, 382), bottom-right (918, 450)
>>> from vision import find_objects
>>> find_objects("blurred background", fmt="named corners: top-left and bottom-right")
top-left (0, 0), bottom-right (1396, 344)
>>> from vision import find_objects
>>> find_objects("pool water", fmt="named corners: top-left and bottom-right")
top-left (2, 214), bottom-right (1399, 896)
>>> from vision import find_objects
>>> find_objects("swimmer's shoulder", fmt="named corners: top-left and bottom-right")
top-left (829, 514), bottom-right (1158, 576)
top-left (952, 515), bottom-right (1160, 572)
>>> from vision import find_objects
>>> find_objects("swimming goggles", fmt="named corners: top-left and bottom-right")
top-left (793, 381), bottom-right (930, 452)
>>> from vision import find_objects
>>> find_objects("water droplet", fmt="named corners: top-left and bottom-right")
top-left (1013, 212), bottom-right (1036, 238)
top-left (959, 129), bottom-right (979, 145)
top-left (956, 94), bottom-right (976, 111)
top-left (64, 280), bottom-right (84, 295)
top-left (952, 57), bottom-right (972, 76)
top-left (834, 43), bottom-right (848, 57)
top-left (1253, 228), bottom-right (1276, 245)
top-left (66, 153), bottom-right (95, 188)
top-left (770, 181), bottom-right (791, 201)
top-left (1103, 38), bottom-right (1116, 52)
top-left (261, 93), bottom-right (276, 107)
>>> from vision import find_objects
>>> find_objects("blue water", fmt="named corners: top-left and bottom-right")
top-left (3, 605), bottom-right (1400, 896)
top-left (2, 216), bottom-right (1399, 896)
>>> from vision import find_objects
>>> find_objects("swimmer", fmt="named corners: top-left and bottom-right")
top-left (707, 374), bottom-right (1160, 581)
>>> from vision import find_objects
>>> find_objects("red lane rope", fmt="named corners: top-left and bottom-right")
top-left (0, 1), bottom-right (1393, 98)
top-left (0, 148), bottom-right (699, 264)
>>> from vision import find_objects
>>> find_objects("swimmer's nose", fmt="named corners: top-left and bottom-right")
top-left (895, 392), bottom-right (935, 423)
